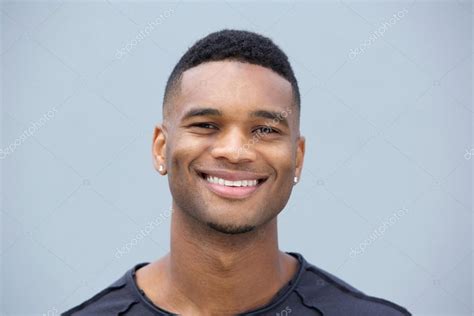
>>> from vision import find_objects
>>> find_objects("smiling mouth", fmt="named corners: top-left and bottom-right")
top-left (198, 172), bottom-right (266, 186)
top-left (196, 171), bottom-right (268, 199)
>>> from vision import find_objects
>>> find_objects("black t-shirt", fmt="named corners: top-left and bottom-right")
top-left (62, 252), bottom-right (411, 315)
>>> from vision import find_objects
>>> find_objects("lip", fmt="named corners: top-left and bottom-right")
top-left (196, 168), bottom-right (269, 181)
top-left (195, 168), bottom-right (269, 200)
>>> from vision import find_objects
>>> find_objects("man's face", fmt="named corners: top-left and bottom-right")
top-left (155, 60), bottom-right (305, 234)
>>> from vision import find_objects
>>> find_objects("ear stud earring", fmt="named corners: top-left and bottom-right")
top-left (159, 165), bottom-right (164, 172)
top-left (294, 176), bottom-right (298, 184)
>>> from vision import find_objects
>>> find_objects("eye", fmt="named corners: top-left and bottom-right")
top-left (253, 126), bottom-right (280, 135)
top-left (190, 122), bottom-right (218, 129)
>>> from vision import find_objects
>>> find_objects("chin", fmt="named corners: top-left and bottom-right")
top-left (206, 221), bottom-right (256, 235)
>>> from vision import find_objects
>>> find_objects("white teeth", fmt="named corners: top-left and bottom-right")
top-left (205, 175), bottom-right (258, 187)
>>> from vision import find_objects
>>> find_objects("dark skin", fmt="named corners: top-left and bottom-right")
top-left (138, 60), bottom-right (305, 315)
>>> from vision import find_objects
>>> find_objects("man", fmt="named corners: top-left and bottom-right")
top-left (63, 29), bottom-right (411, 315)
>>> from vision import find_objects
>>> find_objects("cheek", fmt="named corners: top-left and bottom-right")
top-left (167, 134), bottom-right (207, 173)
top-left (166, 139), bottom-right (199, 201)
top-left (262, 142), bottom-right (295, 176)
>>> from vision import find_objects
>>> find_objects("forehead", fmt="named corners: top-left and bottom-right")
top-left (175, 60), bottom-right (294, 117)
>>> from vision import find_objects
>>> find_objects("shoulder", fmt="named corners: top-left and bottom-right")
top-left (61, 264), bottom-right (149, 316)
top-left (293, 255), bottom-right (411, 316)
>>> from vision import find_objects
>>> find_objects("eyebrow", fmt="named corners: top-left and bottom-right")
top-left (181, 107), bottom-right (222, 121)
top-left (250, 110), bottom-right (289, 128)
top-left (181, 107), bottom-right (289, 128)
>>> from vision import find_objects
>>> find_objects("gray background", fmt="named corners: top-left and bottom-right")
top-left (1, 0), bottom-right (472, 315)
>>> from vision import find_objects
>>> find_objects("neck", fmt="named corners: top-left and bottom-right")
top-left (161, 205), bottom-right (296, 315)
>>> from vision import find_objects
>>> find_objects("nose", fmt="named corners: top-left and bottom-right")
top-left (210, 127), bottom-right (257, 163)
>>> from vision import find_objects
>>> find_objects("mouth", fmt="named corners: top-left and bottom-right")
top-left (196, 170), bottom-right (269, 200)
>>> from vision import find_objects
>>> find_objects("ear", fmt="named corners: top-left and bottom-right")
top-left (152, 124), bottom-right (167, 175)
top-left (295, 136), bottom-right (305, 181)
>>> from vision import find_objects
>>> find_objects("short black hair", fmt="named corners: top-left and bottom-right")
top-left (163, 29), bottom-right (300, 117)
